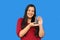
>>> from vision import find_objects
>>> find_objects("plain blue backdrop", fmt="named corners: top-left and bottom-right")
top-left (0, 0), bottom-right (60, 40)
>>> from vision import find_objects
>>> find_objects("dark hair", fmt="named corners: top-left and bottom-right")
top-left (21, 4), bottom-right (39, 37)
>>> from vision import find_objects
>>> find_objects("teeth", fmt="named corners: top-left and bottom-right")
top-left (29, 15), bottom-right (31, 16)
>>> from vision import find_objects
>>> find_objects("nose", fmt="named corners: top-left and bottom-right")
top-left (29, 10), bottom-right (32, 14)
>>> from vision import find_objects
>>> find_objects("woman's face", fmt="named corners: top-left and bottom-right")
top-left (27, 7), bottom-right (34, 19)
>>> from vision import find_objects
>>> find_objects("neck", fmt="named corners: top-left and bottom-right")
top-left (27, 18), bottom-right (32, 23)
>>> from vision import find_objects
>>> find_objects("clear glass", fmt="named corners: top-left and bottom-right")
top-left (34, 17), bottom-right (38, 24)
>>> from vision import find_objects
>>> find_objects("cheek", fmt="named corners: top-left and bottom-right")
top-left (26, 11), bottom-right (29, 15)
top-left (31, 12), bottom-right (34, 16)
top-left (27, 11), bottom-right (29, 14)
top-left (32, 12), bottom-right (34, 15)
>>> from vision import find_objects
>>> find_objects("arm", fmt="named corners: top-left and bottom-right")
top-left (39, 24), bottom-right (44, 38)
top-left (19, 24), bottom-right (31, 37)
top-left (19, 23), bottom-right (34, 37)
top-left (16, 18), bottom-right (36, 38)
top-left (38, 16), bottom-right (44, 38)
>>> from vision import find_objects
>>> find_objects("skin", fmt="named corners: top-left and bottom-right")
top-left (19, 7), bottom-right (44, 38)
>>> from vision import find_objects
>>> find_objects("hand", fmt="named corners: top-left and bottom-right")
top-left (29, 22), bottom-right (39, 27)
top-left (29, 22), bottom-right (34, 27)
top-left (37, 16), bottom-right (43, 25)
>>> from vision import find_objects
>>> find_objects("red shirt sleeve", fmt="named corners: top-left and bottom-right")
top-left (16, 18), bottom-right (23, 37)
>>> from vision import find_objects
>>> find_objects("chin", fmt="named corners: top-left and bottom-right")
top-left (28, 16), bottom-right (32, 19)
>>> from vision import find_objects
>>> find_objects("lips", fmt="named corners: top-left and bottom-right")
top-left (28, 13), bottom-right (33, 16)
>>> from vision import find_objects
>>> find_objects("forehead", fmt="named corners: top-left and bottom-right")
top-left (28, 7), bottom-right (34, 10)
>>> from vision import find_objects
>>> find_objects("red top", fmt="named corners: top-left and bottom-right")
top-left (16, 18), bottom-right (41, 40)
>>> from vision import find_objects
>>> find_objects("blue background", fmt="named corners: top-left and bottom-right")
top-left (0, 0), bottom-right (60, 40)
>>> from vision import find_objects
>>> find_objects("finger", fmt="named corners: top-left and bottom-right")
top-left (34, 24), bottom-right (39, 26)
top-left (32, 22), bottom-right (36, 24)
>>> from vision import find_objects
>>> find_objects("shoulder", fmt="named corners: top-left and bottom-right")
top-left (17, 18), bottom-right (23, 22)
top-left (18, 18), bottom-right (23, 21)
top-left (37, 16), bottom-right (43, 21)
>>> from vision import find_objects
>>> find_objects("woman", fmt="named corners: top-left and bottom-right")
top-left (16, 4), bottom-right (44, 40)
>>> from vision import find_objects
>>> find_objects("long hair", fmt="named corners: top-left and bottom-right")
top-left (21, 4), bottom-right (39, 37)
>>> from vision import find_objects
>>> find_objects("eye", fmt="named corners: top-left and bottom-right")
top-left (28, 10), bottom-right (30, 12)
top-left (32, 10), bottom-right (34, 12)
